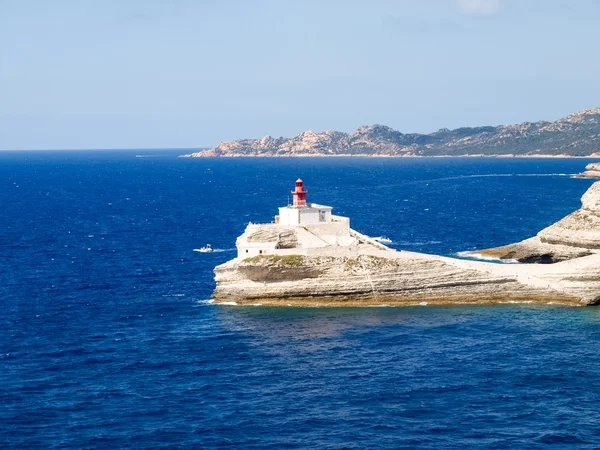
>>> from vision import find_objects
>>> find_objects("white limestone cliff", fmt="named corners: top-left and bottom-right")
top-left (477, 180), bottom-right (600, 262)
top-left (575, 162), bottom-right (600, 179)
top-left (212, 181), bottom-right (600, 307)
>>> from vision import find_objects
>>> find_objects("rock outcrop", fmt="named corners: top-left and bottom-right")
top-left (183, 108), bottom-right (600, 158)
top-left (213, 181), bottom-right (600, 307)
top-left (469, 237), bottom-right (592, 264)
top-left (474, 181), bottom-right (600, 262)
top-left (575, 162), bottom-right (600, 179)
top-left (214, 246), bottom-right (600, 307)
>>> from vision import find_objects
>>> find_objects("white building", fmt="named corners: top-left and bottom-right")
top-left (277, 203), bottom-right (333, 226)
top-left (236, 179), bottom-right (364, 259)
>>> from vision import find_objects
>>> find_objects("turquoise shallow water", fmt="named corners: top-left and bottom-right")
top-left (2, 152), bottom-right (600, 448)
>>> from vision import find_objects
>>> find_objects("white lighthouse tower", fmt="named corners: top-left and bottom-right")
top-left (235, 179), bottom-right (387, 259)
top-left (277, 179), bottom-right (333, 226)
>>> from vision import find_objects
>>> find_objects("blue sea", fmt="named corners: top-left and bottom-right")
top-left (3, 151), bottom-right (600, 449)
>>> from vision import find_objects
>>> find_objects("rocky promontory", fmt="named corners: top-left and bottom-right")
top-left (213, 181), bottom-right (600, 307)
top-left (214, 248), bottom-right (600, 307)
top-left (575, 162), bottom-right (600, 179)
top-left (184, 108), bottom-right (600, 158)
top-left (475, 181), bottom-right (600, 263)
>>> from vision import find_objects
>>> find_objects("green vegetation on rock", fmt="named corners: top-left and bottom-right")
top-left (243, 254), bottom-right (304, 267)
top-left (344, 255), bottom-right (400, 272)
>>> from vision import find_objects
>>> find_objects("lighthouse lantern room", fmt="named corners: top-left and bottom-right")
top-left (292, 179), bottom-right (308, 207)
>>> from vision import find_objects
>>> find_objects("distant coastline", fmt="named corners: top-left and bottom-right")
top-left (182, 108), bottom-right (600, 159)
top-left (181, 153), bottom-right (599, 159)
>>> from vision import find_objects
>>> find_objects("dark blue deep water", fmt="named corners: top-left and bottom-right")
top-left (3, 151), bottom-right (600, 449)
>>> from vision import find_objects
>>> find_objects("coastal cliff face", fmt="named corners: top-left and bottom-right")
top-left (183, 108), bottom-right (600, 158)
top-left (575, 162), bottom-right (600, 179)
top-left (213, 247), bottom-right (600, 307)
top-left (475, 181), bottom-right (600, 262)
top-left (538, 182), bottom-right (600, 248)
top-left (212, 180), bottom-right (600, 307)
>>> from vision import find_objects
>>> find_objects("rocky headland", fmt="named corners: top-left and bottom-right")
top-left (474, 180), bottom-right (600, 263)
top-left (213, 181), bottom-right (600, 307)
top-left (184, 108), bottom-right (600, 158)
top-left (575, 162), bottom-right (600, 179)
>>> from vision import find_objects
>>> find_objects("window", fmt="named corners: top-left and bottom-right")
top-left (259, 250), bottom-right (263, 254)
top-left (246, 249), bottom-right (249, 253)
top-left (319, 210), bottom-right (326, 222)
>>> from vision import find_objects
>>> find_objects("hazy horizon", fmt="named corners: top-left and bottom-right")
top-left (2, 0), bottom-right (600, 150)
top-left (0, 106), bottom-right (597, 152)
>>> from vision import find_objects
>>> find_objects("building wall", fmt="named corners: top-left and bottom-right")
top-left (311, 204), bottom-right (333, 223)
top-left (304, 221), bottom-right (352, 246)
top-left (278, 205), bottom-right (333, 226)
top-left (236, 206), bottom-right (355, 258)
top-left (299, 208), bottom-right (320, 225)
top-left (295, 226), bottom-right (329, 248)
top-left (237, 242), bottom-right (278, 259)
top-left (331, 215), bottom-right (350, 226)
top-left (278, 207), bottom-right (300, 225)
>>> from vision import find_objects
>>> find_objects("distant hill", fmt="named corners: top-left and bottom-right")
top-left (182, 108), bottom-right (600, 158)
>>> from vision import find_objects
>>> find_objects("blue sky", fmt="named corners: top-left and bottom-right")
top-left (1, 0), bottom-right (600, 150)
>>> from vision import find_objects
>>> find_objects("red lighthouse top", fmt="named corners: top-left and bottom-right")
top-left (292, 179), bottom-right (308, 207)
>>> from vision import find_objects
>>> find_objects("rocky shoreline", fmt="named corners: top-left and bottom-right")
top-left (184, 108), bottom-right (600, 158)
top-left (475, 180), bottom-right (600, 262)
top-left (182, 153), bottom-right (598, 159)
top-left (212, 181), bottom-right (600, 307)
top-left (575, 162), bottom-right (600, 179)
top-left (214, 250), bottom-right (600, 307)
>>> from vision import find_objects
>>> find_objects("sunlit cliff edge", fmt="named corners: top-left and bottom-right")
top-left (212, 179), bottom-right (600, 307)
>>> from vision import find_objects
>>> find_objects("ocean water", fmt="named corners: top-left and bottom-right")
top-left (3, 151), bottom-right (600, 448)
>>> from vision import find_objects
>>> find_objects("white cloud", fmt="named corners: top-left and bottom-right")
top-left (457, 0), bottom-right (502, 15)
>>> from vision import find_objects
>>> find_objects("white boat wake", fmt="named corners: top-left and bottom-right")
top-left (193, 247), bottom-right (236, 253)
top-left (372, 236), bottom-right (393, 244)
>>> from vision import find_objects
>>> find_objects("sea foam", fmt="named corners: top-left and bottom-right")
top-left (455, 251), bottom-right (519, 264)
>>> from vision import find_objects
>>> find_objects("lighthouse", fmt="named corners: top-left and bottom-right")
top-left (277, 179), bottom-right (332, 226)
top-left (235, 178), bottom-right (359, 258)
top-left (292, 179), bottom-right (308, 207)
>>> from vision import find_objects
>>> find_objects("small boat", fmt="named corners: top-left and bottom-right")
top-left (373, 236), bottom-right (393, 244)
top-left (194, 244), bottom-right (214, 253)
